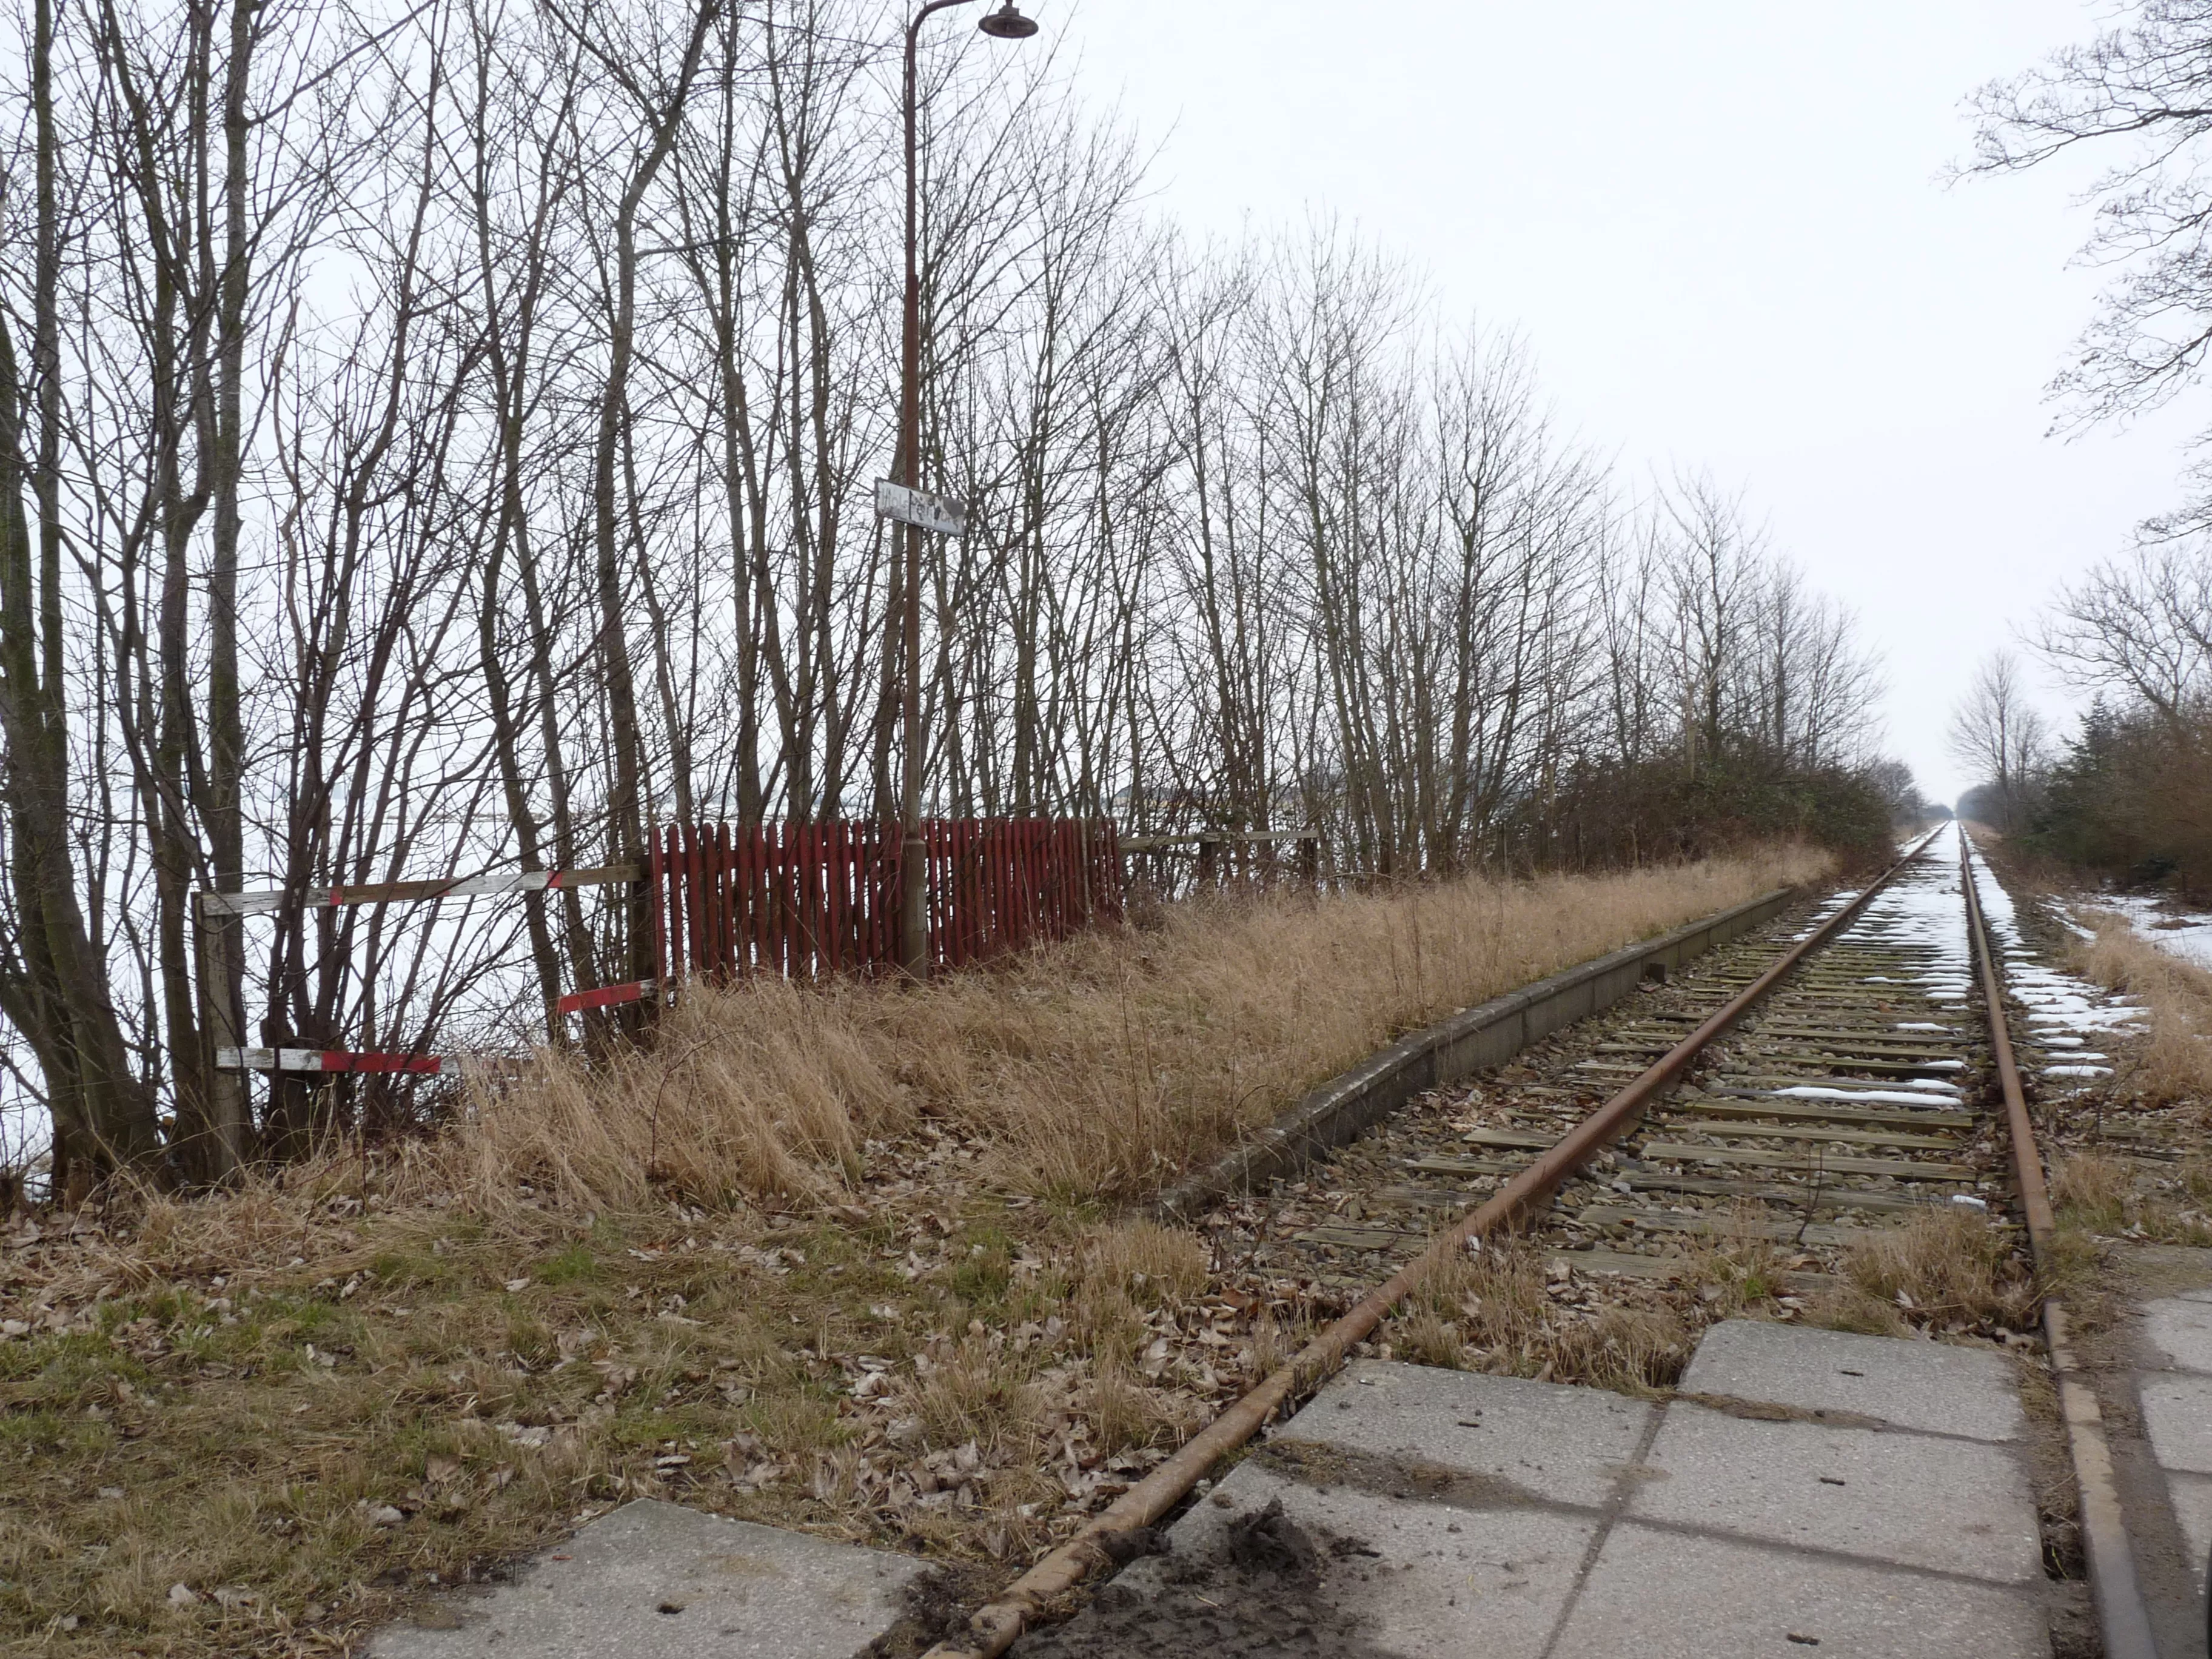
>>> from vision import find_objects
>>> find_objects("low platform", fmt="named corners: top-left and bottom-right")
top-left (2104, 1241), bottom-right (2212, 1655)
top-left (364, 1498), bottom-right (927, 1658)
top-left (1018, 1319), bottom-right (2051, 1658)
top-left (2134, 1271), bottom-right (2212, 1589)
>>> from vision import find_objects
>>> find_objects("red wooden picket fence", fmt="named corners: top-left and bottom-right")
top-left (650, 818), bottom-right (1121, 982)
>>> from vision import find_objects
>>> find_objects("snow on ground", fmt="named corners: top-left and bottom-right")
top-left (1962, 828), bottom-right (2147, 1082)
top-left (2043, 900), bottom-right (2097, 943)
top-left (2072, 891), bottom-right (2212, 975)
top-left (1855, 824), bottom-right (1976, 1017)
top-left (1775, 1085), bottom-right (1969, 1106)
top-left (1789, 888), bottom-right (1862, 940)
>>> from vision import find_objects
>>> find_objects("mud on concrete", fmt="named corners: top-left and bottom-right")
top-left (1010, 1496), bottom-right (1404, 1659)
top-left (865, 1561), bottom-right (1006, 1658)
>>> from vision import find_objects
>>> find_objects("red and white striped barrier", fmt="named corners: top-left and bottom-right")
top-left (216, 1047), bottom-right (460, 1076)
top-left (213, 980), bottom-right (657, 1074)
top-left (199, 863), bottom-right (639, 918)
top-left (555, 979), bottom-right (657, 1017)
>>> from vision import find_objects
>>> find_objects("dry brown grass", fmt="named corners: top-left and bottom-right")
top-left (0, 847), bottom-right (1834, 1654)
top-left (1385, 1239), bottom-right (1692, 1394)
top-left (2049, 1147), bottom-right (2212, 1249)
top-left (1806, 1209), bottom-right (2038, 1338)
top-left (1065, 1221), bottom-right (1210, 1373)
top-left (1679, 1205), bottom-right (1792, 1318)
top-left (427, 846), bottom-right (1831, 1215)
top-left (2068, 911), bottom-right (2212, 1106)
top-left (1080, 1221), bottom-right (1210, 1307)
top-left (2052, 1148), bottom-right (2136, 1234)
top-left (906, 1335), bottom-right (1045, 1460)
top-left (0, 1192), bottom-right (1214, 1655)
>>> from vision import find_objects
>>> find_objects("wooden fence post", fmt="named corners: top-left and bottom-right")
top-left (190, 891), bottom-right (248, 1178)
top-left (648, 827), bottom-right (669, 1014)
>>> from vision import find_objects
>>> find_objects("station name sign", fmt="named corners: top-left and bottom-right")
top-left (874, 478), bottom-right (968, 537)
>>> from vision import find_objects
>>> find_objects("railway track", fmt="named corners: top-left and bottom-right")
top-left (1253, 828), bottom-right (2005, 1289)
top-left (931, 826), bottom-right (2149, 1658)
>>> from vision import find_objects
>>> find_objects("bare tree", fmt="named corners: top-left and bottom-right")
top-left (2036, 541), bottom-right (2212, 729)
top-left (1658, 475), bottom-right (1765, 777)
top-left (1969, 3), bottom-right (2212, 525)
top-left (0, 0), bottom-right (1897, 1184)
top-left (1949, 652), bottom-right (2050, 827)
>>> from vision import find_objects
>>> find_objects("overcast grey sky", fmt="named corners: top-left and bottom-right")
top-left (1047, 0), bottom-right (2196, 803)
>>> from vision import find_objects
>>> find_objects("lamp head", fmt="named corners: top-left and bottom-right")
top-left (977, 1), bottom-right (1038, 39)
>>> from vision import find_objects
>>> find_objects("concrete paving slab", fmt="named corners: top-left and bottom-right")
top-left (2142, 1295), bottom-right (2212, 1374)
top-left (1679, 1319), bottom-right (2026, 1442)
top-left (1549, 1523), bottom-right (2049, 1659)
top-left (2141, 1372), bottom-right (2212, 1475)
top-left (1627, 1402), bottom-right (2043, 1583)
top-left (2114, 1242), bottom-right (2212, 1304)
top-left (1099, 1458), bottom-right (1596, 1659)
top-left (365, 1500), bottom-right (925, 1658)
top-left (2164, 1470), bottom-right (2212, 1597)
top-left (1038, 1342), bottom-right (2049, 1657)
top-left (1272, 1358), bottom-right (1654, 1509)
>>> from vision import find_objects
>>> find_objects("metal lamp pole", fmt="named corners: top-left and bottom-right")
top-left (897, 0), bottom-right (1037, 979)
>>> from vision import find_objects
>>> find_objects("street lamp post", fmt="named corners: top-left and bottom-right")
top-left (897, 0), bottom-right (1036, 979)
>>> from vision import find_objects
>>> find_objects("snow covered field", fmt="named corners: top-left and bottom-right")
top-left (2071, 892), bottom-right (2212, 975)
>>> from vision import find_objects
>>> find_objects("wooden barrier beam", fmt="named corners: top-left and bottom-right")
top-left (216, 1047), bottom-right (458, 1076)
top-left (1118, 830), bottom-right (1313, 853)
top-left (555, 979), bottom-right (658, 1017)
top-left (198, 863), bottom-right (640, 918)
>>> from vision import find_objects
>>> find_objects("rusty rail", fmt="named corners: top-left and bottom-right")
top-left (927, 830), bottom-right (1942, 1658)
top-left (1960, 832), bottom-right (2157, 1659)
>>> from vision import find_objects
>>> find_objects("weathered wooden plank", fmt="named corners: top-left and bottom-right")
top-left (1402, 1155), bottom-right (1529, 1178)
top-left (1455, 1128), bottom-right (1562, 1151)
top-left (1652, 1119), bottom-right (1963, 1151)
top-left (1750, 1025), bottom-right (1971, 1048)
top-left (1725, 1054), bottom-right (1969, 1076)
top-left (1638, 1141), bottom-right (1975, 1180)
top-left (1694, 1082), bottom-right (1970, 1110)
top-left (1669, 1094), bottom-right (1974, 1130)
top-left (1700, 1076), bottom-right (1968, 1102)
top-left (1375, 1183), bottom-right (1495, 1208)
top-left (1600, 1170), bottom-right (1959, 1214)
top-left (1295, 1224), bottom-right (1424, 1250)
top-left (1571, 1204), bottom-right (1893, 1248)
